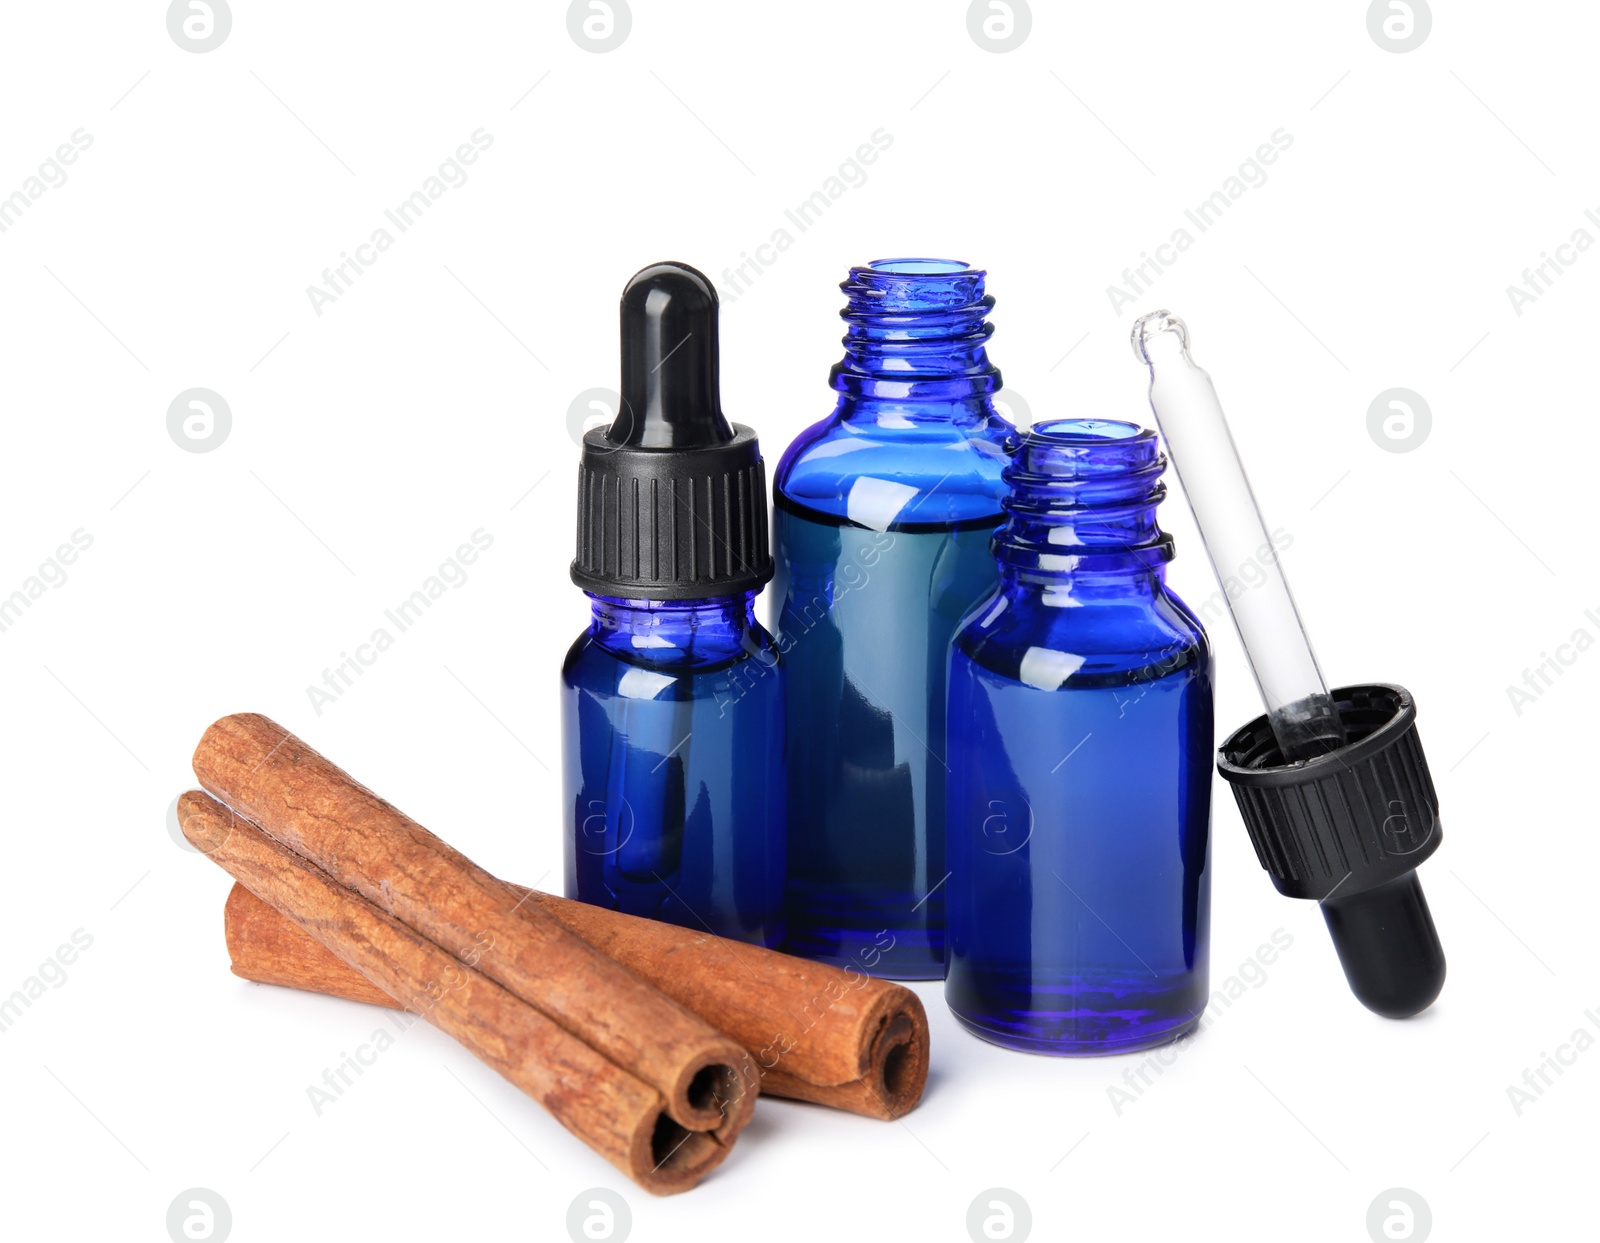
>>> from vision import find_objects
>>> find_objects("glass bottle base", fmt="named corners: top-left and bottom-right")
top-left (950, 1005), bottom-right (1201, 1056)
top-left (945, 964), bottom-right (1207, 1056)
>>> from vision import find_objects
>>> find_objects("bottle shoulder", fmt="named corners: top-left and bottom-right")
top-left (954, 582), bottom-right (1211, 685)
top-left (563, 621), bottom-right (783, 682)
top-left (773, 404), bottom-right (1013, 527)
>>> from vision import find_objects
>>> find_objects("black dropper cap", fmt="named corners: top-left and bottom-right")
top-left (571, 262), bottom-right (772, 600)
top-left (1218, 684), bottom-right (1446, 1019)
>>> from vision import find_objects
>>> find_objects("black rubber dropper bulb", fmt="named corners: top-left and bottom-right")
top-left (1322, 872), bottom-right (1446, 1019)
top-left (614, 261), bottom-right (733, 450)
top-left (571, 261), bottom-right (772, 601)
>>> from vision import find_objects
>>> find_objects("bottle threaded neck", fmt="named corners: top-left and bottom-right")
top-left (590, 591), bottom-right (755, 630)
top-left (586, 591), bottom-right (760, 667)
top-left (829, 258), bottom-right (1002, 404)
top-left (995, 419), bottom-right (1173, 576)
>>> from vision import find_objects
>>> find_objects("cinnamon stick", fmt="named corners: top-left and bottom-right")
top-left (192, 713), bottom-right (756, 1139)
top-left (178, 792), bottom-right (727, 1194)
top-left (225, 878), bottom-right (928, 1119)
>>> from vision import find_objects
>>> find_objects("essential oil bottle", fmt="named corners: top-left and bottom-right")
top-left (772, 259), bottom-right (1014, 978)
top-left (561, 262), bottom-right (786, 947)
top-left (944, 419), bottom-right (1213, 1053)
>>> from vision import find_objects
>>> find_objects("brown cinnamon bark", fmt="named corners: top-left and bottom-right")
top-left (192, 713), bottom-right (755, 1138)
top-left (224, 879), bottom-right (929, 1119)
top-left (179, 793), bottom-right (728, 1194)
top-left (224, 882), bottom-right (396, 1008)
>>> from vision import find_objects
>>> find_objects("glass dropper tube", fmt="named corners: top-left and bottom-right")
top-left (1132, 311), bottom-right (1346, 762)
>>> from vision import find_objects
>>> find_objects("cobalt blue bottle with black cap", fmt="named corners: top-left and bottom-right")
top-left (771, 259), bottom-right (1014, 978)
top-left (944, 418), bottom-right (1213, 1054)
top-left (562, 262), bottom-right (786, 947)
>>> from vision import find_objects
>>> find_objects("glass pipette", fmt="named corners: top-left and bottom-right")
top-left (1133, 310), bottom-right (1446, 1018)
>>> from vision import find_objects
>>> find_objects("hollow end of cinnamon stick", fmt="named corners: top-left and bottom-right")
top-left (673, 1058), bottom-right (754, 1137)
top-left (759, 994), bottom-right (929, 1120)
top-left (635, 1113), bottom-right (734, 1192)
top-left (864, 1003), bottom-right (929, 1118)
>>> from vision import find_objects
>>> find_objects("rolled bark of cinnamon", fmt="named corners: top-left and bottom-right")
top-left (224, 880), bottom-right (929, 1120)
top-left (192, 713), bottom-right (755, 1139)
top-left (178, 793), bottom-right (728, 1194)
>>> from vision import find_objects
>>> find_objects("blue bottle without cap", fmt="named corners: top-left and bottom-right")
top-left (771, 258), bottom-right (1014, 979)
top-left (562, 262), bottom-right (786, 947)
top-left (944, 418), bottom-right (1213, 1053)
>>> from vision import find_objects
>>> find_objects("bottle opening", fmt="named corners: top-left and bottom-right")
top-left (867, 258), bottom-right (973, 276)
top-left (1004, 418), bottom-right (1164, 497)
top-left (1030, 418), bottom-right (1143, 442)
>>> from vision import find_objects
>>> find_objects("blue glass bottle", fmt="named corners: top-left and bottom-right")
top-left (944, 419), bottom-right (1213, 1053)
top-left (772, 259), bottom-right (1014, 979)
top-left (563, 262), bottom-right (785, 946)
top-left (562, 592), bottom-right (785, 945)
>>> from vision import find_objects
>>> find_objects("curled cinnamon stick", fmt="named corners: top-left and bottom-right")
top-left (225, 876), bottom-right (929, 1119)
top-left (179, 793), bottom-right (727, 1194)
top-left (192, 713), bottom-right (755, 1139)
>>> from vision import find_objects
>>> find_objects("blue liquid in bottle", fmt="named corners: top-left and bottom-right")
top-left (945, 419), bottom-right (1213, 1053)
top-left (562, 593), bottom-right (786, 946)
top-left (772, 259), bottom-right (1014, 978)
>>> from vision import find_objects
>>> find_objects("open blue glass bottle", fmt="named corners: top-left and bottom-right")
top-left (562, 262), bottom-right (785, 947)
top-left (772, 259), bottom-right (1014, 979)
top-left (945, 418), bottom-right (1213, 1053)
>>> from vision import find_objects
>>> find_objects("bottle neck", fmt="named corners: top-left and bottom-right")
top-left (994, 420), bottom-right (1174, 593)
top-left (829, 259), bottom-right (1003, 419)
top-left (587, 591), bottom-right (759, 667)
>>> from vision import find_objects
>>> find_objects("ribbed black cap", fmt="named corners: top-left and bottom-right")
top-left (572, 262), bottom-right (773, 600)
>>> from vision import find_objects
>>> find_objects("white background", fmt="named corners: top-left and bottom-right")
top-left (0, 2), bottom-right (1592, 1240)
